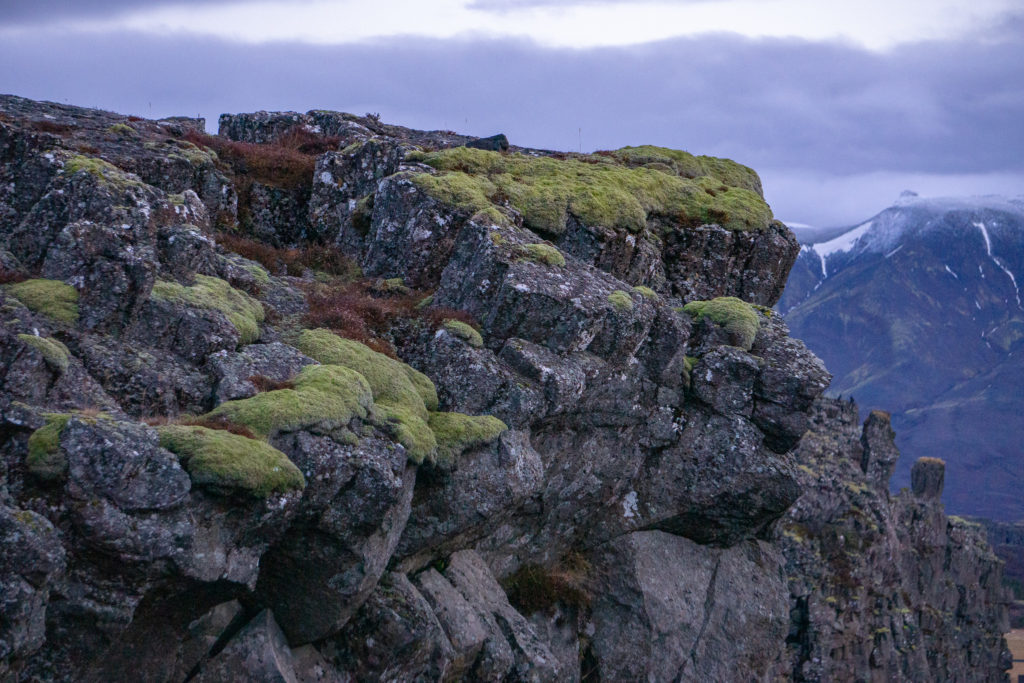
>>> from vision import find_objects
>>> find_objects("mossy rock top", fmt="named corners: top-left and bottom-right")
top-left (6, 279), bottom-right (79, 324)
top-left (157, 425), bottom-right (305, 497)
top-left (296, 328), bottom-right (439, 412)
top-left (17, 334), bottom-right (70, 372)
top-left (293, 329), bottom-right (506, 466)
top-left (406, 145), bottom-right (771, 236)
top-left (683, 296), bottom-right (760, 350)
top-left (204, 363), bottom-right (373, 439)
top-left (151, 275), bottom-right (265, 344)
top-left (26, 414), bottom-right (72, 481)
top-left (442, 320), bottom-right (484, 348)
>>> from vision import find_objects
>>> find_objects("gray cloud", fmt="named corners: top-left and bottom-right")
top-left (468, 0), bottom-right (720, 10)
top-left (0, 29), bottom-right (1020, 225)
top-left (0, 0), bottom-right (306, 25)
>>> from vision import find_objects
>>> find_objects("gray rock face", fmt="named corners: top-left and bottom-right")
top-left (308, 138), bottom-right (410, 246)
top-left (196, 610), bottom-right (298, 683)
top-left (0, 506), bottom-right (66, 663)
top-left (257, 434), bottom-right (416, 645)
top-left (911, 456), bottom-right (945, 499)
top-left (0, 95), bottom-right (1010, 683)
top-left (587, 530), bottom-right (789, 681)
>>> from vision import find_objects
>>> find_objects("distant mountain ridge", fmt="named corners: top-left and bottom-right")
top-left (780, 193), bottom-right (1024, 520)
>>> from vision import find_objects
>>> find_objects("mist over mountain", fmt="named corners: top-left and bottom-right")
top-left (780, 193), bottom-right (1024, 520)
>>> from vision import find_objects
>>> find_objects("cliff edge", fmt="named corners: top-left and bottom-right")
top-left (0, 95), bottom-right (1009, 681)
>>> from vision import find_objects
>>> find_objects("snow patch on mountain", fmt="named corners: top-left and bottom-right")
top-left (974, 220), bottom-right (1022, 309)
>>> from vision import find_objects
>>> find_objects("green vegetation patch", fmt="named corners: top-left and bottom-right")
top-left (293, 328), bottom-right (502, 466)
top-left (295, 329), bottom-right (439, 461)
top-left (204, 364), bottom-right (373, 439)
top-left (408, 145), bottom-right (771, 236)
top-left (64, 155), bottom-right (142, 189)
top-left (632, 285), bottom-right (658, 300)
top-left (682, 296), bottom-right (760, 350)
top-left (107, 122), bottom-right (137, 137)
top-left (295, 329), bottom-right (439, 411)
top-left (17, 334), bottom-right (70, 372)
top-left (6, 279), bottom-right (79, 324)
top-left (515, 243), bottom-right (565, 267)
top-left (428, 412), bottom-right (508, 469)
top-left (156, 425), bottom-right (305, 497)
top-left (27, 414), bottom-right (72, 481)
top-left (443, 319), bottom-right (484, 348)
top-left (608, 290), bottom-right (634, 312)
top-left (151, 275), bottom-right (265, 344)
top-left (608, 146), bottom-right (763, 195)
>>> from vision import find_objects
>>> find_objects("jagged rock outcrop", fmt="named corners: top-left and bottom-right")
top-left (775, 399), bottom-right (1011, 681)
top-left (0, 94), bottom-right (1010, 682)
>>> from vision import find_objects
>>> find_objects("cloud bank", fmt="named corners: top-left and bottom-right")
top-left (0, 27), bottom-right (1020, 225)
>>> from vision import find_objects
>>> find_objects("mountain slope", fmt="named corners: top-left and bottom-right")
top-left (780, 193), bottom-right (1024, 520)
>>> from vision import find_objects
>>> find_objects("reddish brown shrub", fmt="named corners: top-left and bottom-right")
top-left (179, 414), bottom-right (258, 440)
top-left (0, 267), bottom-right (28, 285)
top-left (30, 120), bottom-right (73, 134)
top-left (183, 129), bottom-right (314, 189)
top-left (503, 553), bottom-right (592, 614)
top-left (248, 375), bottom-right (295, 393)
top-left (215, 232), bottom-right (359, 278)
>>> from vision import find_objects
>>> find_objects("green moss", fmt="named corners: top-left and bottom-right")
top-left (428, 412), bottom-right (508, 468)
top-left (415, 295), bottom-right (434, 310)
top-left (293, 329), bottom-right (502, 466)
top-left (107, 122), bottom-right (137, 137)
top-left (242, 263), bottom-right (271, 286)
top-left (27, 414), bottom-right (71, 481)
top-left (682, 296), bottom-right (760, 350)
top-left (489, 231), bottom-right (506, 246)
top-left (372, 277), bottom-right (410, 295)
top-left (515, 243), bottom-right (566, 267)
top-left (6, 279), bottom-right (79, 324)
top-left (204, 364), bottom-right (373, 439)
top-left (411, 145), bottom-right (771, 236)
top-left (609, 146), bottom-right (762, 195)
top-left (608, 290), bottom-right (634, 312)
top-left (632, 285), bottom-right (658, 300)
top-left (156, 425), bottom-right (305, 497)
top-left (294, 329), bottom-right (441, 461)
top-left (683, 355), bottom-right (698, 373)
top-left (64, 155), bottom-right (142, 189)
top-left (296, 329), bottom-right (439, 410)
top-left (472, 206), bottom-right (510, 226)
top-left (151, 275), bottom-right (264, 344)
top-left (17, 334), bottom-right (70, 372)
top-left (443, 319), bottom-right (484, 348)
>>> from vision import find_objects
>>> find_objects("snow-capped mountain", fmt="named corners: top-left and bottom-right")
top-left (779, 193), bottom-right (1024, 520)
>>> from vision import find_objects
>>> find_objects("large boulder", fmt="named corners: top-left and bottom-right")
top-left (586, 531), bottom-right (790, 681)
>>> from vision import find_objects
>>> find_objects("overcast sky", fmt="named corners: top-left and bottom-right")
top-left (2, 0), bottom-right (1022, 226)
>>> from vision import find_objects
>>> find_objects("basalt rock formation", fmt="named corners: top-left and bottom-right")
top-left (0, 94), bottom-right (1010, 681)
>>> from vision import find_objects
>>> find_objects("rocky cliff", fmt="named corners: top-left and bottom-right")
top-left (0, 94), bottom-right (1010, 681)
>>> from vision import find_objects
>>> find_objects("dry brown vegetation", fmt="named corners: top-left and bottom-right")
top-left (303, 279), bottom-right (477, 357)
top-left (502, 553), bottom-right (592, 614)
top-left (215, 231), bottom-right (360, 278)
